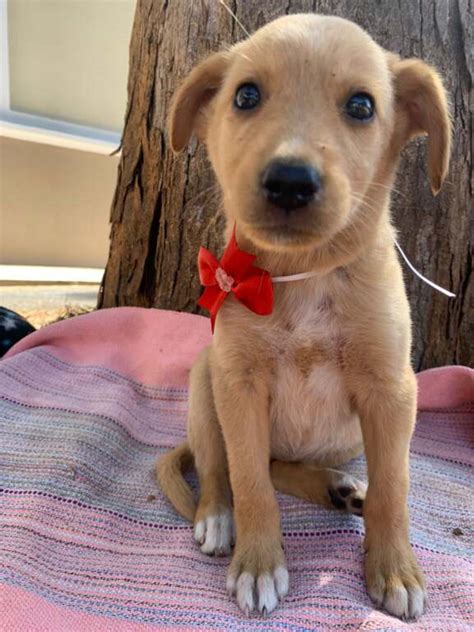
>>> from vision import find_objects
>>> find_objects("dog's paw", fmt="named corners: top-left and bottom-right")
top-left (194, 509), bottom-right (234, 556)
top-left (327, 472), bottom-right (367, 516)
top-left (365, 541), bottom-right (426, 620)
top-left (226, 540), bottom-right (288, 615)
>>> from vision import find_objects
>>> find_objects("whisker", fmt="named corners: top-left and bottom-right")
top-left (350, 193), bottom-right (382, 215)
top-left (352, 180), bottom-right (408, 200)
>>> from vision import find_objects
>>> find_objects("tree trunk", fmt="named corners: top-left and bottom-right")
top-left (99, 0), bottom-right (472, 371)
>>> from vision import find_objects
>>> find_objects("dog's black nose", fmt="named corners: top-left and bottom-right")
top-left (261, 160), bottom-right (321, 211)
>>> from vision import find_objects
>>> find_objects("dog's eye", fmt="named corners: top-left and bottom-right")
top-left (344, 93), bottom-right (375, 121)
top-left (234, 83), bottom-right (261, 110)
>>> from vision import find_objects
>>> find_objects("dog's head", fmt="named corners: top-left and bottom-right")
top-left (169, 14), bottom-right (450, 254)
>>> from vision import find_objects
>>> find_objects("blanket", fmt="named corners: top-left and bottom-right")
top-left (1, 307), bottom-right (472, 631)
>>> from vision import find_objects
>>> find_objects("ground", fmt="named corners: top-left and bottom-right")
top-left (1, 284), bottom-right (99, 328)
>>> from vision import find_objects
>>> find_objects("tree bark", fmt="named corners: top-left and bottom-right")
top-left (99, 0), bottom-right (472, 371)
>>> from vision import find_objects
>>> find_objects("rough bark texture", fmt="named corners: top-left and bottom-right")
top-left (99, 0), bottom-right (472, 371)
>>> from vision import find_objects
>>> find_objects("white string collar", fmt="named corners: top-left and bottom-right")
top-left (271, 239), bottom-right (456, 298)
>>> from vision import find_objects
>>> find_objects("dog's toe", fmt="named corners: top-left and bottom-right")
top-left (194, 510), bottom-right (234, 556)
top-left (226, 540), bottom-right (288, 615)
top-left (227, 565), bottom-right (288, 616)
top-left (366, 541), bottom-right (427, 620)
top-left (328, 473), bottom-right (367, 516)
top-left (369, 576), bottom-right (427, 620)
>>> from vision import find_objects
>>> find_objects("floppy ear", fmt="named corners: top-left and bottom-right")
top-left (389, 55), bottom-right (451, 195)
top-left (168, 51), bottom-right (230, 153)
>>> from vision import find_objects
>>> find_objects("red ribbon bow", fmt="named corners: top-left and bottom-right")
top-left (197, 226), bottom-right (274, 331)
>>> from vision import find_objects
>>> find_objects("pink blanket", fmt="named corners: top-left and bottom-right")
top-left (1, 307), bottom-right (473, 631)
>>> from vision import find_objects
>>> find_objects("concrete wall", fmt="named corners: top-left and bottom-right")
top-left (0, 137), bottom-right (118, 267)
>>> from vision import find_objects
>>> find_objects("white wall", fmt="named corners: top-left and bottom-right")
top-left (0, 137), bottom-right (118, 267)
top-left (8, 0), bottom-right (136, 131)
top-left (0, 0), bottom-right (136, 269)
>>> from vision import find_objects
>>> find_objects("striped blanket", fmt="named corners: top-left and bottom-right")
top-left (1, 308), bottom-right (472, 631)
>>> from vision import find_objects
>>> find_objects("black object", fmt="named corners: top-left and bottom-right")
top-left (262, 160), bottom-right (321, 211)
top-left (0, 307), bottom-right (35, 358)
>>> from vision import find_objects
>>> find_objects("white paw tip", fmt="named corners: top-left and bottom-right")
top-left (343, 474), bottom-right (367, 494)
top-left (226, 573), bottom-right (236, 596)
top-left (409, 586), bottom-right (426, 619)
top-left (257, 573), bottom-right (278, 614)
top-left (274, 565), bottom-right (290, 598)
top-left (340, 474), bottom-right (357, 490)
top-left (385, 585), bottom-right (409, 618)
top-left (355, 477), bottom-right (368, 492)
top-left (194, 512), bottom-right (233, 555)
top-left (194, 520), bottom-right (205, 544)
top-left (236, 572), bottom-right (255, 614)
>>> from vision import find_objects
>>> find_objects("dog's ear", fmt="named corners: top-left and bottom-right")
top-left (168, 52), bottom-right (230, 153)
top-left (389, 55), bottom-right (451, 195)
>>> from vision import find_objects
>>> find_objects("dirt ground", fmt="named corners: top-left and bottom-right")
top-left (1, 284), bottom-right (99, 329)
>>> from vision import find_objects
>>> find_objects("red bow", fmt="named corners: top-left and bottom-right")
top-left (197, 226), bottom-right (274, 331)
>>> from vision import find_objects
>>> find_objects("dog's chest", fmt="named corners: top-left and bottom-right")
top-left (263, 285), bottom-right (361, 461)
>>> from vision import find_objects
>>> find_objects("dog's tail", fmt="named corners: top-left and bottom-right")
top-left (156, 442), bottom-right (196, 521)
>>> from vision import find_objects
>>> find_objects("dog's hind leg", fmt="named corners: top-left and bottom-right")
top-left (270, 457), bottom-right (366, 516)
top-left (188, 348), bottom-right (234, 556)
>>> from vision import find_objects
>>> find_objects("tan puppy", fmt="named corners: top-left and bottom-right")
top-left (157, 14), bottom-right (450, 619)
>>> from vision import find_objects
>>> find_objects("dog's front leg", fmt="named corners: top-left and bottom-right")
top-left (211, 364), bottom-right (288, 616)
top-left (356, 369), bottom-right (426, 620)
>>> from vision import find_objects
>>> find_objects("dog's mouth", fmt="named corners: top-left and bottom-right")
top-left (242, 193), bottom-right (326, 241)
top-left (243, 220), bottom-right (326, 250)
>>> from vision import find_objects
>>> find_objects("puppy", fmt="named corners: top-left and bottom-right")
top-left (157, 14), bottom-right (450, 619)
